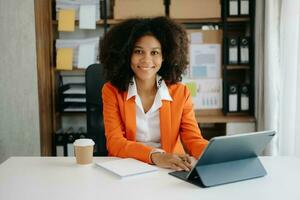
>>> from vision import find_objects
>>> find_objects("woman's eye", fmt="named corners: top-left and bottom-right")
top-left (151, 51), bottom-right (159, 55)
top-left (134, 49), bottom-right (143, 54)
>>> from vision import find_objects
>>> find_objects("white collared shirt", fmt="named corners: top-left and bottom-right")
top-left (127, 75), bottom-right (173, 148)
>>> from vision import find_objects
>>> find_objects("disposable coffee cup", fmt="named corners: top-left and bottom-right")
top-left (73, 139), bottom-right (95, 165)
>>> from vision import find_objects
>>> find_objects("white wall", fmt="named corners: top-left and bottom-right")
top-left (0, 0), bottom-right (40, 163)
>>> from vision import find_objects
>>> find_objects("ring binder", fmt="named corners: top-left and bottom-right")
top-left (227, 37), bottom-right (239, 64)
top-left (228, 0), bottom-right (238, 16)
top-left (55, 129), bottom-right (66, 156)
top-left (240, 84), bottom-right (250, 111)
top-left (239, 37), bottom-right (249, 64)
top-left (228, 84), bottom-right (239, 112)
top-left (240, 0), bottom-right (249, 16)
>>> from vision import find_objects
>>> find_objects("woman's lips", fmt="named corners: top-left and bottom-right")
top-left (137, 66), bottom-right (154, 70)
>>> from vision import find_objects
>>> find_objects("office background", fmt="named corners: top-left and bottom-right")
top-left (1, 0), bottom-right (300, 164)
top-left (0, 0), bottom-right (256, 163)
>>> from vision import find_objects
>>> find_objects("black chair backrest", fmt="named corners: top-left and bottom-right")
top-left (85, 64), bottom-right (108, 156)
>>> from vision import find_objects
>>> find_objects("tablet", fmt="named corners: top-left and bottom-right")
top-left (169, 130), bottom-right (276, 187)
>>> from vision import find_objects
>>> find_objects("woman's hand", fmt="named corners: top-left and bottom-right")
top-left (151, 153), bottom-right (196, 171)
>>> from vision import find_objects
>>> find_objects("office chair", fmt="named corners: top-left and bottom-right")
top-left (85, 64), bottom-right (108, 156)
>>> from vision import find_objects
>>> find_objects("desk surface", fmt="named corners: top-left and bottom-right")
top-left (0, 156), bottom-right (299, 200)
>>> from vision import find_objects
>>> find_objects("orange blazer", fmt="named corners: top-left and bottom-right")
top-left (102, 82), bottom-right (208, 164)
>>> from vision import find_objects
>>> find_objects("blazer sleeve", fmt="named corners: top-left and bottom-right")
top-left (102, 83), bottom-right (154, 163)
top-left (180, 86), bottom-right (208, 159)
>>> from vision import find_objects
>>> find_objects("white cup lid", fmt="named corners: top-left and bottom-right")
top-left (73, 139), bottom-right (95, 147)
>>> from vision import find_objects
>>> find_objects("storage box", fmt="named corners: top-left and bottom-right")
top-left (113, 0), bottom-right (165, 19)
top-left (187, 29), bottom-right (223, 44)
top-left (170, 0), bottom-right (221, 19)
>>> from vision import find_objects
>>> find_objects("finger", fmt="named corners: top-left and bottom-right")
top-left (185, 155), bottom-right (192, 164)
top-left (183, 160), bottom-right (193, 170)
top-left (175, 160), bottom-right (191, 171)
top-left (179, 155), bottom-right (192, 167)
top-left (180, 155), bottom-right (191, 164)
top-left (171, 163), bottom-right (183, 171)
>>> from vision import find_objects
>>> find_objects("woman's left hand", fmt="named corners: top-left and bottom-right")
top-left (151, 153), bottom-right (196, 171)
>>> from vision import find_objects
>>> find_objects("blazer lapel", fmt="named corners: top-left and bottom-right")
top-left (124, 94), bottom-right (136, 141)
top-left (160, 100), bottom-right (172, 152)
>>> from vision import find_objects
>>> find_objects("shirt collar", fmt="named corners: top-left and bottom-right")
top-left (126, 75), bottom-right (173, 101)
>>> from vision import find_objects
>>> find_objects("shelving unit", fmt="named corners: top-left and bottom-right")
top-left (222, 0), bottom-right (255, 116)
top-left (35, 0), bottom-right (256, 156)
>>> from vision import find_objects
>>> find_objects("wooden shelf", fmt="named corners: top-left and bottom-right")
top-left (52, 18), bottom-right (223, 25)
top-left (226, 65), bottom-right (250, 70)
top-left (56, 112), bottom-right (86, 116)
top-left (110, 17), bottom-right (248, 24)
top-left (54, 68), bottom-right (86, 72)
top-left (226, 17), bottom-right (250, 22)
top-left (194, 109), bottom-right (255, 123)
top-left (174, 18), bottom-right (222, 24)
top-left (52, 17), bottom-right (249, 26)
top-left (52, 19), bottom-right (126, 25)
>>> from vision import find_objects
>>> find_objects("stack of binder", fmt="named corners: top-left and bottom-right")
top-left (224, 35), bottom-right (251, 114)
top-left (59, 83), bottom-right (86, 112)
top-left (227, 84), bottom-right (250, 113)
top-left (55, 127), bottom-right (88, 156)
top-left (228, 0), bottom-right (250, 17)
top-left (226, 36), bottom-right (250, 65)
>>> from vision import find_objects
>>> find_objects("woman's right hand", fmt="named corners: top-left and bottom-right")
top-left (151, 153), bottom-right (194, 171)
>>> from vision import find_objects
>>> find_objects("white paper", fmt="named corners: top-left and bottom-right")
top-left (182, 78), bottom-right (222, 109)
top-left (189, 44), bottom-right (221, 78)
top-left (229, 0), bottom-right (238, 16)
top-left (77, 43), bottom-right (96, 68)
top-left (96, 158), bottom-right (158, 178)
top-left (241, 95), bottom-right (249, 111)
top-left (229, 47), bottom-right (238, 64)
top-left (240, 46), bottom-right (249, 63)
top-left (64, 97), bottom-right (86, 102)
top-left (79, 5), bottom-right (96, 29)
top-left (240, 0), bottom-right (249, 15)
top-left (67, 143), bottom-right (74, 156)
top-left (63, 85), bottom-right (86, 94)
top-left (229, 94), bottom-right (238, 112)
top-left (56, 37), bottom-right (99, 67)
top-left (56, 0), bottom-right (101, 20)
top-left (64, 107), bottom-right (86, 112)
top-left (56, 146), bottom-right (64, 156)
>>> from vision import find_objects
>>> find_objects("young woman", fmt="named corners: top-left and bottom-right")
top-left (100, 17), bottom-right (208, 171)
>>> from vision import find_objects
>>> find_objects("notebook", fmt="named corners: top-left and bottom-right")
top-left (96, 158), bottom-right (158, 178)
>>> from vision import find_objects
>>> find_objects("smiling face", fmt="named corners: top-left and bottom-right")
top-left (130, 35), bottom-right (163, 84)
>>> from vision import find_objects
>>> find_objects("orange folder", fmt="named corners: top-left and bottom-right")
top-left (58, 9), bottom-right (75, 32)
top-left (56, 48), bottom-right (73, 70)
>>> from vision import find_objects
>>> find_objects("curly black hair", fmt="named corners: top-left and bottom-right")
top-left (100, 16), bottom-right (189, 91)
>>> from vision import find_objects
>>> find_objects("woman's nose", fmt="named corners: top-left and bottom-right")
top-left (141, 53), bottom-right (152, 63)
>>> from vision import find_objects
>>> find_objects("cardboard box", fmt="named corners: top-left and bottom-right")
top-left (170, 0), bottom-right (221, 19)
top-left (114, 0), bottom-right (165, 19)
top-left (187, 29), bottom-right (223, 44)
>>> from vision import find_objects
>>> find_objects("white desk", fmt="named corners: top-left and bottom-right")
top-left (0, 156), bottom-right (299, 200)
